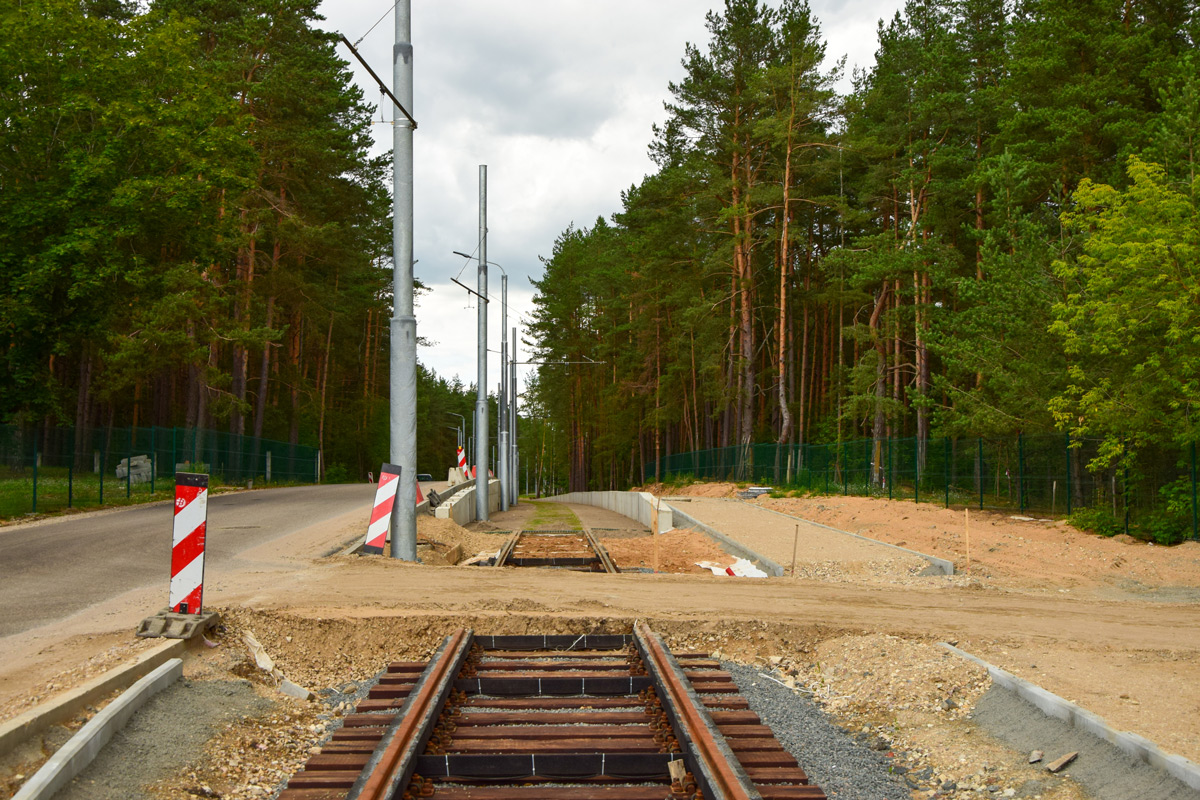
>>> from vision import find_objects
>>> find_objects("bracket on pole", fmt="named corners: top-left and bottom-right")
top-left (339, 34), bottom-right (418, 130)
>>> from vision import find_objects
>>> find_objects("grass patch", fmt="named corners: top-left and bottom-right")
top-left (524, 501), bottom-right (583, 530)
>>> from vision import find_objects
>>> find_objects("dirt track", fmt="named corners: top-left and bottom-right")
top-left (2, 488), bottom-right (1199, 800)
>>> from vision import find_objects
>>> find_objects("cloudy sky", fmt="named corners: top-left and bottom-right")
top-left (313, 0), bottom-right (903, 388)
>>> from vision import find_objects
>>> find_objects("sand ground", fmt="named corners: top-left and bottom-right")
top-left (2, 489), bottom-right (1199, 800)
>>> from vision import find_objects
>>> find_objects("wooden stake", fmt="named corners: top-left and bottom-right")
top-left (651, 497), bottom-right (660, 574)
top-left (790, 524), bottom-right (800, 578)
top-left (965, 508), bottom-right (971, 573)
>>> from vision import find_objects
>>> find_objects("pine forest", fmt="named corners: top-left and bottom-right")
top-left (3, 0), bottom-right (1199, 537)
top-left (524, 0), bottom-right (1200, 540)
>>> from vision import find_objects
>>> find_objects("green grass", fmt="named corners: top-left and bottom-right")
top-left (0, 468), bottom-right (308, 524)
top-left (524, 500), bottom-right (583, 530)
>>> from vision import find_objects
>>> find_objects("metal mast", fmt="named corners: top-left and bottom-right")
top-left (389, 0), bottom-right (417, 560)
top-left (499, 275), bottom-right (509, 511)
top-left (475, 166), bottom-right (489, 521)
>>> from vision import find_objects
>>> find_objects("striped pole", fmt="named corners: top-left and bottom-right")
top-left (170, 473), bottom-right (209, 615)
top-left (457, 446), bottom-right (467, 477)
top-left (363, 463), bottom-right (402, 555)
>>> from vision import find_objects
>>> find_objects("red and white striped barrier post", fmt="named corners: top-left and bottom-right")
top-left (363, 464), bottom-right (402, 555)
top-left (457, 446), bottom-right (467, 477)
top-left (170, 473), bottom-right (209, 615)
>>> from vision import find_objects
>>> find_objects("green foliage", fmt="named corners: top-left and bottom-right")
top-left (322, 464), bottom-right (352, 484)
top-left (1050, 157), bottom-right (1200, 454)
top-left (1068, 507), bottom-right (1124, 538)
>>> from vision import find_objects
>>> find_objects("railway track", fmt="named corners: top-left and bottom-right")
top-left (492, 530), bottom-right (619, 573)
top-left (278, 623), bottom-right (824, 800)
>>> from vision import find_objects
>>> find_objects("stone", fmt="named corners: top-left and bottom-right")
top-left (1028, 750), bottom-right (1043, 763)
top-left (1046, 752), bottom-right (1078, 773)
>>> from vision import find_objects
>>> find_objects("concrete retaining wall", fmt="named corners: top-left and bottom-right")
top-left (436, 479), bottom-right (501, 526)
top-left (418, 479), bottom-right (475, 516)
top-left (547, 491), bottom-right (673, 532)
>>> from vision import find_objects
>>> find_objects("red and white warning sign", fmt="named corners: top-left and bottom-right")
top-left (170, 473), bottom-right (209, 614)
top-left (363, 463), bottom-right (402, 555)
top-left (457, 446), bottom-right (467, 474)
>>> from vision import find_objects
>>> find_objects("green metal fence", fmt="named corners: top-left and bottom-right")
top-left (0, 424), bottom-right (320, 520)
top-left (647, 435), bottom-right (1200, 544)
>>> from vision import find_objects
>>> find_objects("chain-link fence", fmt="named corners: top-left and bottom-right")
top-left (647, 434), bottom-right (1200, 544)
top-left (0, 425), bottom-right (321, 520)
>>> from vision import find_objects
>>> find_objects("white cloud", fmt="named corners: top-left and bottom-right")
top-left (316, 0), bottom-right (903, 383)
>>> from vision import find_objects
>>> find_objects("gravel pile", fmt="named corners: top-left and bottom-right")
top-left (725, 662), bottom-right (912, 800)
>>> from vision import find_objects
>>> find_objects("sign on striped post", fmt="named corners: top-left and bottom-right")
top-left (457, 446), bottom-right (467, 474)
top-left (363, 463), bottom-right (402, 555)
top-left (171, 473), bottom-right (209, 615)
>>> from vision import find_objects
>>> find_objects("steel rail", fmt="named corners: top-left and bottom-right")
top-left (348, 628), bottom-right (473, 800)
top-left (635, 621), bottom-right (762, 800)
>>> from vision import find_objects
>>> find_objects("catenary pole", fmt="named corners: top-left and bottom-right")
top-left (389, 0), bottom-right (417, 560)
top-left (511, 326), bottom-right (519, 504)
top-left (475, 166), bottom-right (490, 521)
top-left (499, 274), bottom-right (509, 511)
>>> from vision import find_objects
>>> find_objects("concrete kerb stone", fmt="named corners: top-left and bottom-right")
top-left (0, 638), bottom-right (187, 761)
top-left (941, 643), bottom-right (1200, 791)
top-left (739, 500), bottom-right (955, 575)
top-left (11, 658), bottom-right (183, 800)
top-left (665, 505), bottom-right (785, 577)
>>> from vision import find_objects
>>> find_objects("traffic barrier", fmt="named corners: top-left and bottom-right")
top-left (363, 464), bottom-right (402, 555)
top-left (457, 446), bottom-right (467, 475)
top-left (169, 473), bottom-right (209, 614)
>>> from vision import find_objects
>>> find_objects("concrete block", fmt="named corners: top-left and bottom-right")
top-left (12, 659), bottom-right (182, 800)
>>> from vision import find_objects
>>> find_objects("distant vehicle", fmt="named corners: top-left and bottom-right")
top-left (416, 473), bottom-right (433, 482)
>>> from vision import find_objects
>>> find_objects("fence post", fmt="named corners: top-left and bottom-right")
top-left (914, 437), bottom-right (920, 504)
top-left (1192, 442), bottom-right (1197, 541)
top-left (99, 437), bottom-right (105, 505)
top-left (886, 437), bottom-right (892, 500)
top-left (842, 441), bottom-right (848, 495)
top-left (944, 437), bottom-right (951, 508)
top-left (32, 427), bottom-right (38, 514)
top-left (126, 426), bottom-right (133, 499)
top-left (978, 438), bottom-right (984, 510)
top-left (150, 427), bottom-right (156, 494)
top-left (68, 425), bottom-right (74, 509)
top-left (1065, 432), bottom-right (1072, 516)
top-left (1123, 439), bottom-right (1130, 536)
top-left (1018, 433), bottom-right (1025, 513)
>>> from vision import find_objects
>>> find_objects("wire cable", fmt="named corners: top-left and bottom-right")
top-left (353, 0), bottom-right (400, 48)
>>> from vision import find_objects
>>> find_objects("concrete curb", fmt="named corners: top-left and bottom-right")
top-left (736, 500), bottom-right (955, 575)
top-left (665, 505), bottom-right (785, 577)
top-left (12, 658), bottom-right (183, 800)
top-left (941, 643), bottom-right (1200, 791)
top-left (0, 638), bottom-right (187, 760)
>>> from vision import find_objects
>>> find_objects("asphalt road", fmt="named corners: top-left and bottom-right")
top-left (0, 483), bottom-right (383, 637)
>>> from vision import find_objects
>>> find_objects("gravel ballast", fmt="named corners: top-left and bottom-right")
top-left (725, 662), bottom-right (911, 800)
